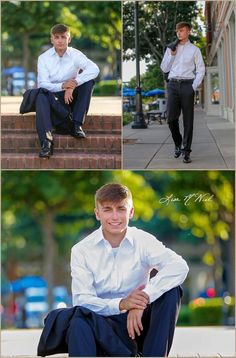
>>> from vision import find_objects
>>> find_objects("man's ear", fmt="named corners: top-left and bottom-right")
top-left (94, 208), bottom-right (100, 221)
top-left (68, 36), bottom-right (71, 44)
top-left (129, 207), bottom-right (134, 219)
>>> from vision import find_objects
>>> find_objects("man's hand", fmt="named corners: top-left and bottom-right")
top-left (119, 286), bottom-right (149, 311)
top-left (62, 78), bottom-right (77, 90)
top-left (127, 309), bottom-right (144, 340)
top-left (64, 88), bottom-right (74, 104)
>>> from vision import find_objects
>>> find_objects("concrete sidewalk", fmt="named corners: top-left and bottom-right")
top-left (123, 106), bottom-right (235, 169)
top-left (1, 326), bottom-right (235, 357)
top-left (1, 96), bottom-right (122, 116)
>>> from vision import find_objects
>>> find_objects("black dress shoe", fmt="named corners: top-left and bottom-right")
top-left (174, 146), bottom-right (182, 158)
top-left (71, 124), bottom-right (86, 138)
top-left (39, 139), bottom-right (53, 158)
top-left (183, 154), bottom-right (192, 163)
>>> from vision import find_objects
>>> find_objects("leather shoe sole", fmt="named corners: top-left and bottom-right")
top-left (71, 129), bottom-right (86, 138)
top-left (183, 156), bottom-right (192, 163)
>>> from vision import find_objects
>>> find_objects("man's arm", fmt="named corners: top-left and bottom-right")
top-left (73, 51), bottom-right (100, 86)
top-left (37, 56), bottom-right (64, 92)
top-left (192, 47), bottom-right (205, 91)
top-left (141, 234), bottom-right (189, 303)
top-left (160, 48), bottom-right (176, 73)
top-left (125, 235), bottom-right (188, 340)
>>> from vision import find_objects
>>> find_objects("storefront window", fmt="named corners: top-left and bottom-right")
top-left (210, 72), bottom-right (220, 104)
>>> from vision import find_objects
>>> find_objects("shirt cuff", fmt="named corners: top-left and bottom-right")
top-left (75, 74), bottom-right (83, 86)
top-left (192, 83), bottom-right (197, 91)
top-left (142, 286), bottom-right (159, 304)
top-left (108, 297), bottom-right (123, 315)
top-left (54, 82), bottom-right (64, 92)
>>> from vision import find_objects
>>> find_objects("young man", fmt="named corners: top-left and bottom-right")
top-left (67, 183), bottom-right (189, 357)
top-left (36, 24), bottom-right (99, 158)
top-left (161, 22), bottom-right (205, 163)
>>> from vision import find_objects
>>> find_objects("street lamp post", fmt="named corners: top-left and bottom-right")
top-left (132, 0), bottom-right (147, 129)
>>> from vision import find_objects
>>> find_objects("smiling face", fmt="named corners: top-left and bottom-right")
top-left (176, 26), bottom-right (190, 43)
top-left (51, 31), bottom-right (71, 54)
top-left (94, 200), bottom-right (134, 240)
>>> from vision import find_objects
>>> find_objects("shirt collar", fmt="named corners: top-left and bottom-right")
top-left (50, 46), bottom-right (71, 57)
top-left (178, 40), bottom-right (190, 46)
top-left (94, 226), bottom-right (134, 247)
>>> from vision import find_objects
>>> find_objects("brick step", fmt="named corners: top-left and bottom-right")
top-left (1, 153), bottom-right (121, 169)
top-left (1, 133), bottom-right (121, 154)
top-left (1, 114), bottom-right (121, 133)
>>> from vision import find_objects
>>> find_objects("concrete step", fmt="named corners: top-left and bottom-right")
top-left (1, 114), bottom-right (121, 134)
top-left (1, 152), bottom-right (121, 169)
top-left (1, 133), bottom-right (121, 154)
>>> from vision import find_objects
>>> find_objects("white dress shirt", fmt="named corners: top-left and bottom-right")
top-left (37, 46), bottom-right (100, 92)
top-left (160, 41), bottom-right (205, 91)
top-left (71, 226), bottom-right (189, 316)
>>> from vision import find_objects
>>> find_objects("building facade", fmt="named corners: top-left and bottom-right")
top-left (205, 1), bottom-right (235, 122)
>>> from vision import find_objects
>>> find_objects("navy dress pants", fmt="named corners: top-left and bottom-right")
top-left (167, 80), bottom-right (195, 154)
top-left (35, 80), bottom-right (94, 143)
top-left (66, 286), bottom-right (182, 357)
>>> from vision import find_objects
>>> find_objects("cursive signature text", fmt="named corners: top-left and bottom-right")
top-left (159, 192), bottom-right (214, 206)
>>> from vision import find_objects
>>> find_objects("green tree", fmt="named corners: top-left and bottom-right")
top-left (128, 63), bottom-right (165, 91)
top-left (2, 1), bottom-right (63, 88)
top-left (123, 1), bottom-right (201, 63)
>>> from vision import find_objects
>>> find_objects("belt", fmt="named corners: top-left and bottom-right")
top-left (169, 78), bottom-right (193, 83)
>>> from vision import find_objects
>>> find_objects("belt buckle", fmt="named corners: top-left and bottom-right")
top-left (173, 79), bottom-right (182, 83)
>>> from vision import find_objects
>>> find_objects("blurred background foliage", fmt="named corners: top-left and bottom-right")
top-left (2, 170), bottom-right (235, 327)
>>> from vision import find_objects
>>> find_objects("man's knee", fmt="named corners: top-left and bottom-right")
top-left (153, 286), bottom-right (182, 307)
top-left (163, 286), bottom-right (182, 301)
top-left (74, 80), bottom-right (94, 95)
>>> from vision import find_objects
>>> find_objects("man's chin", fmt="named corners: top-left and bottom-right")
top-left (108, 225), bottom-right (126, 233)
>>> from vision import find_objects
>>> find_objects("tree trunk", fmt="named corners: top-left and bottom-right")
top-left (22, 33), bottom-right (29, 91)
top-left (41, 211), bottom-right (57, 310)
